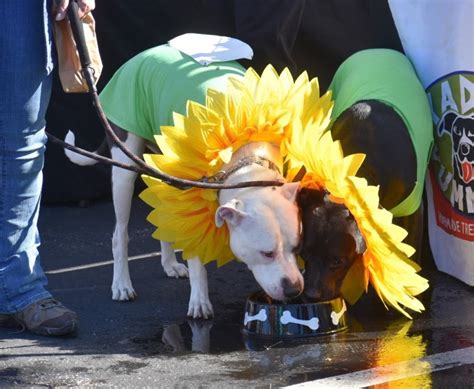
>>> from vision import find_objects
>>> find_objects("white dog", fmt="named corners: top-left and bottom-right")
top-left (66, 129), bottom-right (303, 318)
top-left (64, 37), bottom-right (304, 318)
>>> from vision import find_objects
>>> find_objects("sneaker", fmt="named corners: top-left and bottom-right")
top-left (0, 298), bottom-right (78, 336)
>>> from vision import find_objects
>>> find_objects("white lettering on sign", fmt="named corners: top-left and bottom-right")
top-left (441, 80), bottom-right (459, 113)
top-left (451, 180), bottom-right (465, 211)
top-left (460, 76), bottom-right (474, 114)
top-left (466, 186), bottom-right (474, 213)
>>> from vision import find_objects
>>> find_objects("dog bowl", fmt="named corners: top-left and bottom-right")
top-left (241, 291), bottom-right (348, 338)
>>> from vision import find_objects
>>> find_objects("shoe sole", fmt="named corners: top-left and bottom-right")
top-left (30, 319), bottom-right (78, 336)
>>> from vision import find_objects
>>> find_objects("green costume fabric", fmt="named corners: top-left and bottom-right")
top-left (100, 44), bottom-right (246, 142)
top-left (329, 49), bottom-right (433, 216)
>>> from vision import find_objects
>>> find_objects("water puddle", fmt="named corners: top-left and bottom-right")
top-left (123, 300), bottom-right (474, 388)
top-left (128, 308), bottom-right (349, 355)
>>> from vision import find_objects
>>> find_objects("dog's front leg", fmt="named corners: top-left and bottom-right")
top-left (110, 134), bottom-right (144, 301)
top-left (187, 257), bottom-right (213, 319)
top-left (161, 241), bottom-right (189, 278)
top-left (111, 164), bottom-right (138, 301)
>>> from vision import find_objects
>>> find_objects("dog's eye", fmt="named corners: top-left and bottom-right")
top-left (453, 126), bottom-right (461, 135)
top-left (261, 251), bottom-right (275, 259)
top-left (329, 257), bottom-right (344, 269)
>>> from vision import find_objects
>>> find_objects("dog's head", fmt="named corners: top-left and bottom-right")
top-left (297, 188), bottom-right (366, 302)
top-left (215, 182), bottom-right (303, 301)
top-left (438, 111), bottom-right (474, 184)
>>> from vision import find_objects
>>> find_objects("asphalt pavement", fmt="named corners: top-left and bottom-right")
top-left (1, 197), bottom-right (473, 388)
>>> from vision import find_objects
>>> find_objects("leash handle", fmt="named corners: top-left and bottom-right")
top-left (66, 0), bottom-right (92, 69)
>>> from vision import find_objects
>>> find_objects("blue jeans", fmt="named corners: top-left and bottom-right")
top-left (0, 0), bottom-right (54, 313)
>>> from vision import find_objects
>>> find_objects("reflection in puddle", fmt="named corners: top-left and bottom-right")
top-left (126, 272), bottom-right (473, 387)
top-left (130, 316), bottom-right (244, 356)
top-left (282, 320), bottom-right (434, 387)
top-left (375, 321), bottom-right (427, 364)
top-left (128, 308), bottom-right (474, 388)
top-left (371, 321), bottom-right (432, 388)
top-left (129, 314), bottom-right (434, 359)
top-left (129, 314), bottom-right (348, 355)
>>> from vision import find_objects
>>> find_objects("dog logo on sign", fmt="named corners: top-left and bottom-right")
top-left (427, 72), bottom-right (474, 240)
top-left (437, 111), bottom-right (474, 185)
top-left (428, 73), bottom-right (474, 215)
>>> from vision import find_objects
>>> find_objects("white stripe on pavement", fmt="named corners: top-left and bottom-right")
top-left (45, 249), bottom-right (182, 274)
top-left (284, 346), bottom-right (474, 388)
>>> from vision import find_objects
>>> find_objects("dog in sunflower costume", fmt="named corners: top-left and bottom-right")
top-left (66, 34), bottom-right (333, 318)
top-left (293, 49), bottom-right (433, 318)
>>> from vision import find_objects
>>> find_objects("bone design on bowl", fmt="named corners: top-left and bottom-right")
top-left (242, 291), bottom-right (348, 338)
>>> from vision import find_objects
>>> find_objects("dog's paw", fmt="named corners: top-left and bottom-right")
top-left (111, 281), bottom-right (137, 301)
top-left (187, 297), bottom-right (214, 319)
top-left (163, 262), bottom-right (189, 279)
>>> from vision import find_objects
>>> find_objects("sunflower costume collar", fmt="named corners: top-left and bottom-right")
top-left (140, 65), bottom-right (332, 267)
top-left (205, 155), bottom-right (281, 185)
top-left (140, 64), bottom-right (428, 318)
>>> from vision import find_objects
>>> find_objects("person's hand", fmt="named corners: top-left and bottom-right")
top-left (54, 0), bottom-right (96, 21)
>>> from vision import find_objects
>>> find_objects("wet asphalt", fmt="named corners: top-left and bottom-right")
top-left (1, 197), bottom-right (473, 388)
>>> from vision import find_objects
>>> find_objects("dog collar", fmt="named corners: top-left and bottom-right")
top-left (201, 156), bottom-right (281, 184)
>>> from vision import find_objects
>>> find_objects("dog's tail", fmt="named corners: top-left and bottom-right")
top-left (64, 130), bottom-right (108, 166)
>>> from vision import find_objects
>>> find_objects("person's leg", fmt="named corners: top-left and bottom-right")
top-left (0, 0), bottom-right (77, 335)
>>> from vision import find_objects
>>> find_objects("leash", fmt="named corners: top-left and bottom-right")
top-left (46, 0), bottom-right (284, 190)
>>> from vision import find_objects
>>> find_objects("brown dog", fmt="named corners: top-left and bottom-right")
top-left (298, 100), bottom-right (424, 303)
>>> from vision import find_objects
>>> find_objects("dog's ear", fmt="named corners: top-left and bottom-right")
top-left (215, 199), bottom-right (247, 227)
top-left (437, 111), bottom-right (458, 135)
top-left (350, 217), bottom-right (367, 254)
top-left (280, 182), bottom-right (300, 202)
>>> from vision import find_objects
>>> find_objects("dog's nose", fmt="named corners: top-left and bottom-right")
top-left (281, 277), bottom-right (303, 299)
